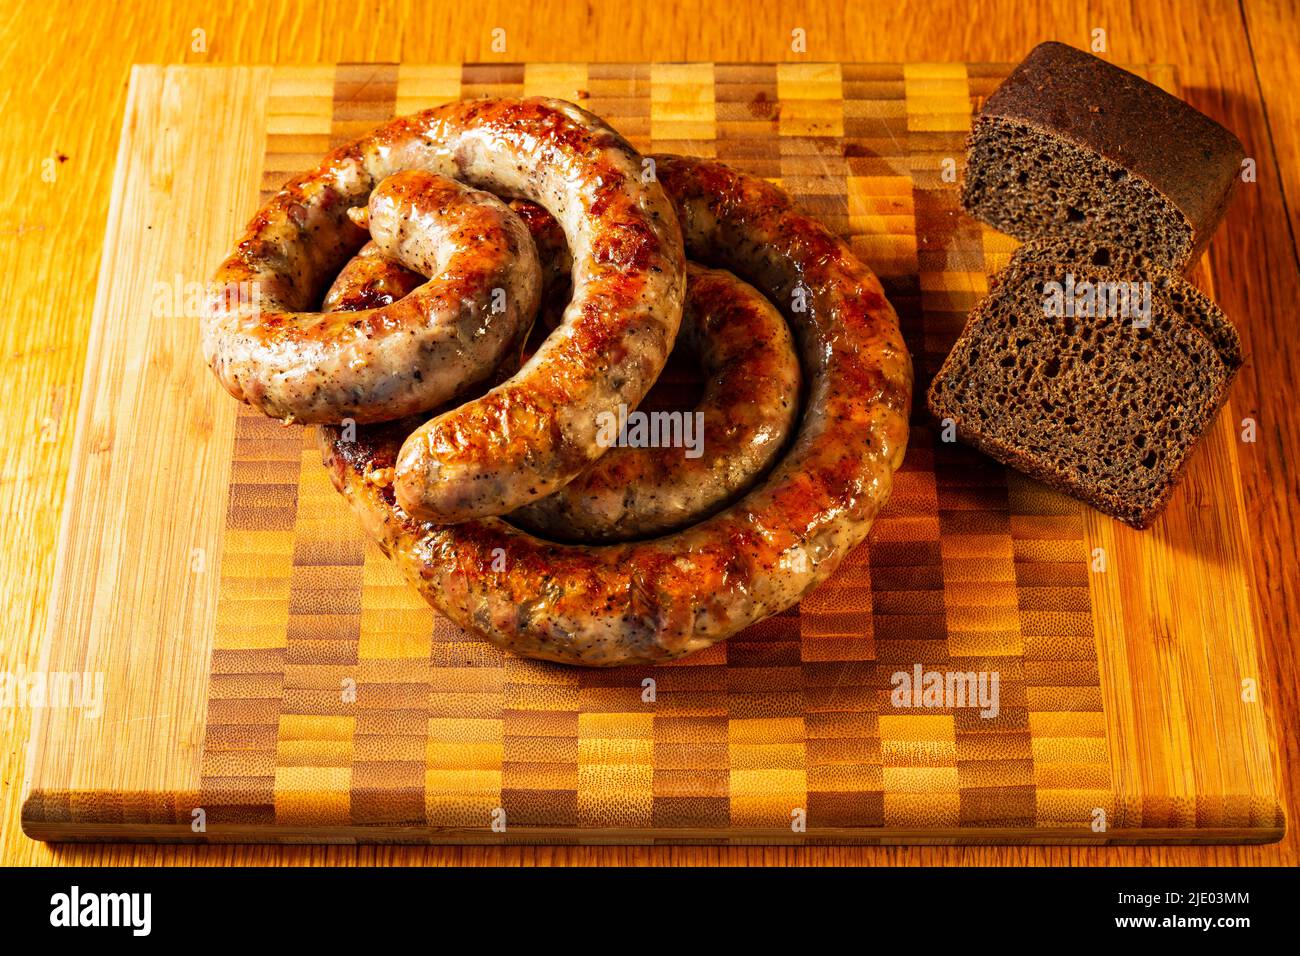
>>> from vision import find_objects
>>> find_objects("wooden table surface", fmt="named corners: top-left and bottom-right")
top-left (1, 0), bottom-right (1295, 867)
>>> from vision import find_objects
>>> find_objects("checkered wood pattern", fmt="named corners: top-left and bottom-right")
top-left (195, 62), bottom-right (1117, 842)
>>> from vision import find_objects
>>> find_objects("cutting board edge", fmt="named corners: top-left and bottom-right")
top-left (21, 813), bottom-right (1286, 847)
top-left (21, 782), bottom-right (1287, 846)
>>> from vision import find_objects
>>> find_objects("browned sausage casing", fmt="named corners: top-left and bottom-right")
top-left (205, 98), bottom-right (687, 523)
top-left (322, 241), bottom-right (426, 312)
top-left (326, 215), bottom-right (797, 543)
top-left (205, 168), bottom-right (540, 423)
top-left (323, 200), bottom-right (569, 323)
top-left (320, 156), bottom-right (911, 666)
top-left (323, 199), bottom-right (571, 317)
top-left (509, 262), bottom-right (801, 542)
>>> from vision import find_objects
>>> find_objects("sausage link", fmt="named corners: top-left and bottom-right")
top-left (507, 198), bottom-right (572, 313)
top-left (509, 263), bottom-right (801, 542)
top-left (322, 241), bottom-right (425, 312)
top-left (206, 169), bottom-right (539, 423)
top-left (206, 97), bottom-right (686, 522)
top-left (323, 199), bottom-right (571, 320)
top-left (319, 156), bottom-right (911, 666)
top-left (324, 196), bottom-right (571, 394)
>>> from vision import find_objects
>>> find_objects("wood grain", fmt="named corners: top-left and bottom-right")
top-left (1, 0), bottom-right (1294, 867)
top-left (19, 65), bottom-right (270, 827)
top-left (1240, 0), bottom-right (1300, 264)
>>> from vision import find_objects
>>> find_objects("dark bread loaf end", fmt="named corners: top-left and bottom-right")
top-left (961, 42), bottom-right (1245, 272)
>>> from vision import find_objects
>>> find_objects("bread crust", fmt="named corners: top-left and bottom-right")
top-left (965, 42), bottom-right (1244, 270)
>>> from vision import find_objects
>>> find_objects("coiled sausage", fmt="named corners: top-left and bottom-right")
top-left (205, 98), bottom-right (687, 523)
top-left (319, 156), bottom-right (911, 666)
top-left (510, 262), bottom-right (801, 542)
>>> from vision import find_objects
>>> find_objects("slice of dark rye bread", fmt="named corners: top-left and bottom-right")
top-left (926, 256), bottom-right (1243, 528)
top-left (1009, 236), bottom-right (1243, 367)
top-left (961, 41), bottom-right (1245, 273)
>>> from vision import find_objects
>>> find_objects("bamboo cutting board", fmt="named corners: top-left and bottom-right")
top-left (21, 62), bottom-right (1284, 845)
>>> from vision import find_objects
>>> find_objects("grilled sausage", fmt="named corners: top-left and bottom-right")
top-left (327, 208), bottom-right (795, 542)
top-left (323, 237), bottom-right (531, 394)
top-left (509, 263), bottom-right (801, 542)
top-left (325, 218), bottom-right (795, 543)
top-left (205, 169), bottom-right (539, 423)
top-left (506, 198), bottom-right (572, 316)
top-left (322, 240), bottom-right (425, 312)
top-left (324, 198), bottom-right (570, 317)
top-left (319, 156), bottom-right (911, 666)
top-left (206, 98), bottom-right (686, 523)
